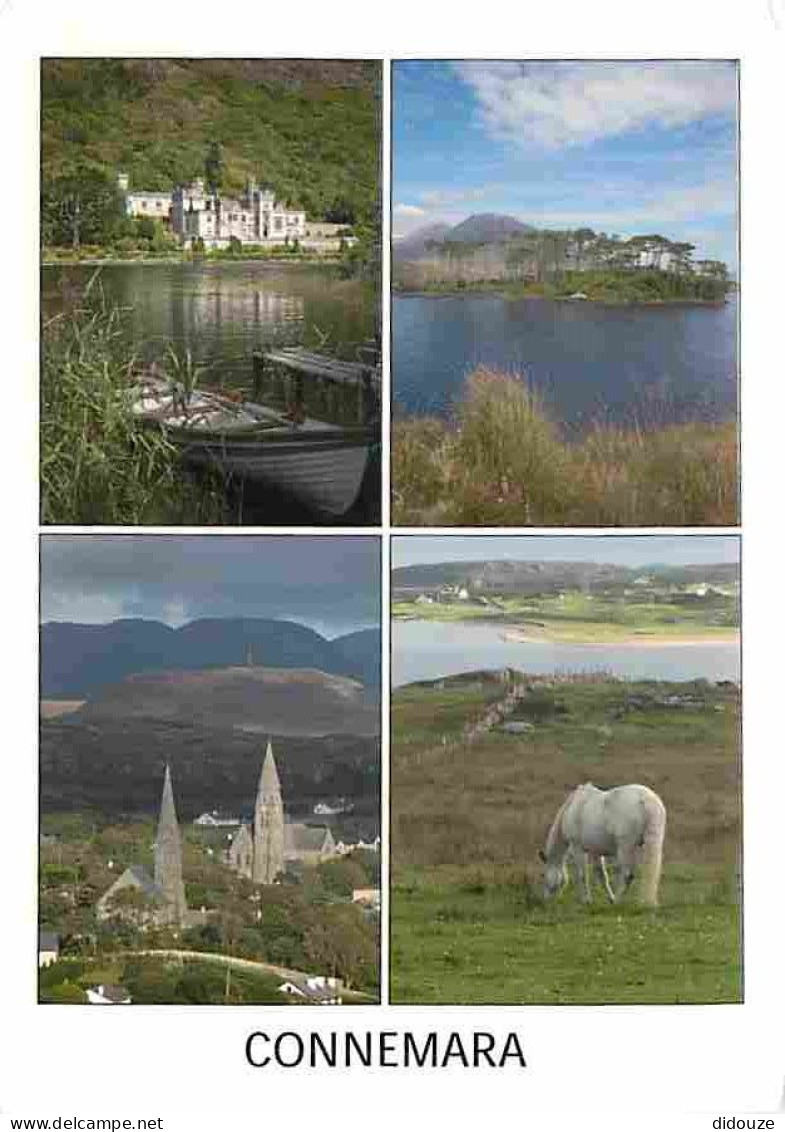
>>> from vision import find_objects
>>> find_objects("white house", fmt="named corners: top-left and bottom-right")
top-left (38, 930), bottom-right (59, 968)
top-left (118, 174), bottom-right (173, 223)
top-left (352, 888), bottom-right (381, 911)
top-left (193, 811), bottom-right (240, 828)
top-left (86, 984), bottom-right (132, 1005)
top-left (278, 975), bottom-right (343, 1005)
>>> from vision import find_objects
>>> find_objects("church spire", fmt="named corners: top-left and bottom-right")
top-left (252, 742), bottom-right (284, 884)
top-left (154, 764), bottom-right (188, 925)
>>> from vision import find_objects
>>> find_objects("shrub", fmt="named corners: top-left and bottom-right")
top-left (392, 368), bottom-right (738, 527)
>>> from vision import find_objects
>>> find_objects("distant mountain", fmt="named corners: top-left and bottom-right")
top-left (443, 213), bottom-right (537, 244)
top-left (40, 617), bottom-right (380, 698)
top-left (393, 222), bottom-right (451, 260)
top-left (331, 628), bottom-right (381, 690)
top-left (392, 560), bottom-right (739, 597)
top-left (394, 214), bottom-right (538, 262)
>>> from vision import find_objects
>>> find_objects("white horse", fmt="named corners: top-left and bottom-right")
top-left (538, 782), bottom-right (666, 906)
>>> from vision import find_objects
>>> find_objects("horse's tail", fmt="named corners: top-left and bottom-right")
top-left (639, 794), bottom-right (666, 906)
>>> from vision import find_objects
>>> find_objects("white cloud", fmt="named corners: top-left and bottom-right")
top-left (393, 203), bottom-right (427, 218)
top-left (419, 186), bottom-right (493, 207)
top-left (456, 61), bottom-right (737, 149)
top-left (526, 178), bottom-right (736, 232)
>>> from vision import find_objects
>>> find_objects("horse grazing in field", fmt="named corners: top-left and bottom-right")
top-left (538, 782), bottom-right (667, 907)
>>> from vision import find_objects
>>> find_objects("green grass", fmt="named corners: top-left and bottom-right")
top-left (391, 864), bottom-right (741, 1005)
top-left (393, 370), bottom-right (739, 526)
top-left (391, 675), bottom-right (741, 1004)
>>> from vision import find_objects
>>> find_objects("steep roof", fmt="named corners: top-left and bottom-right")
top-left (98, 865), bottom-right (163, 905)
top-left (157, 764), bottom-right (181, 842)
top-left (257, 741), bottom-right (282, 797)
top-left (284, 823), bottom-right (332, 853)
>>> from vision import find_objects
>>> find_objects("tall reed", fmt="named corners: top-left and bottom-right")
top-left (392, 370), bottom-right (738, 527)
top-left (41, 285), bottom-right (227, 525)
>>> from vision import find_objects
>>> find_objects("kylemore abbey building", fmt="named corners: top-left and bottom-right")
top-left (118, 172), bottom-right (349, 251)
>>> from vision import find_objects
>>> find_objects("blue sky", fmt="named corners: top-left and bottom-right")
top-left (392, 535), bottom-right (739, 570)
top-left (41, 536), bottom-right (381, 637)
top-left (393, 61), bottom-right (739, 268)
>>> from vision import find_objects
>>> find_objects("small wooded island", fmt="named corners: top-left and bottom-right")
top-left (393, 215), bottom-right (731, 302)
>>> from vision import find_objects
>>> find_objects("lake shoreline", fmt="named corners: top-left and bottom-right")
top-left (42, 254), bottom-right (341, 268)
top-left (393, 285), bottom-right (728, 307)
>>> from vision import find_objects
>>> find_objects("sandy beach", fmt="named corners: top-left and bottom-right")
top-left (500, 626), bottom-right (740, 648)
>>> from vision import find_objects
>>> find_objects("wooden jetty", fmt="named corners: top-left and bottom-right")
top-left (255, 345), bottom-right (381, 390)
top-left (252, 344), bottom-right (381, 428)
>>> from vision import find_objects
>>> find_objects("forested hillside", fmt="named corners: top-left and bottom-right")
top-left (41, 59), bottom-right (380, 223)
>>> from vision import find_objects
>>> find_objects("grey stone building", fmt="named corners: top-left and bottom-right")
top-left (253, 741), bottom-right (285, 885)
top-left (226, 743), bottom-right (339, 883)
top-left (154, 764), bottom-right (188, 925)
top-left (96, 765), bottom-right (189, 928)
top-left (228, 742), bottom-right (285, 884)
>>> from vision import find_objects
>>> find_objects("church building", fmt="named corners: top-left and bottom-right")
top-left (227, 742), bottom-right (337, 884)
top-left (96, 764), bottom-right (189, 928)
top-left (228, 742), bottom-right (285, 884)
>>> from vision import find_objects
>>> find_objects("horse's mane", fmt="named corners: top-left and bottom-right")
top-left (544, 788), bottom-right (578, 854)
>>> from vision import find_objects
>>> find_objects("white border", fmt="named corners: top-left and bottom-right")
top-left (2, 0), bottom-right (784, 1125)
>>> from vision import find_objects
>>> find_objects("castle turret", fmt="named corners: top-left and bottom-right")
top-left (252, 742), bottom-right (285, 884)
top-left (154, 764), bottom-right (188, 925)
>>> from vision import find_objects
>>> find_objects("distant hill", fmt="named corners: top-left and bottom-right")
top-left (40, 714), bottom-right (379, 829)
top-left (331, 628), bottom-right (381, 690)
top-left (40, 661), bottom-right (380, 825)
top-left (443, 213), bottom-right (537, 244)
top-left (392, 560), bottom-right (740, 597)
top-left (394, 214), bottom-right (536, 262)
top-left (76, 665), bottom-right (379, 737)
top-left (393, 222), bottom-right (451, 260)
top-left (41, 58), bottom-right (380, 223)
top-left (40, 618), bottom-right (381, 698)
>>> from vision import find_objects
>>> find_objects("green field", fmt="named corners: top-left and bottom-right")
top-left (391, 675), bottom-right (741, 1005)
top-left (393, 586), bottom-right (739, 642)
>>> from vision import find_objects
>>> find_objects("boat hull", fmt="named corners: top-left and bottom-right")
top-left (169, 429), bottom-right (374, 518)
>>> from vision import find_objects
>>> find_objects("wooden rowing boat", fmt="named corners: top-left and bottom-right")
top-left (129, 376), bottom-right (378, 518)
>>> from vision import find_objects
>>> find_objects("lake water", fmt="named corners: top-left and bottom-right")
top-left (393, 292), bottom-right (738, 429)
top-left (42, 262), bottom-right (377, 391)
top-left (393, 620), bottom-right (740, 688)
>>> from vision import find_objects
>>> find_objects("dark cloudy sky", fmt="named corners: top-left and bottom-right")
top-left (41, 536), bottom-right (380, 638)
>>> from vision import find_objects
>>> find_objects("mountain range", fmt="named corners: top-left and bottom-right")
top-left (392, 560), bottom-right (739, 597)
top-left (40, 618), bottom-right (381, 698)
